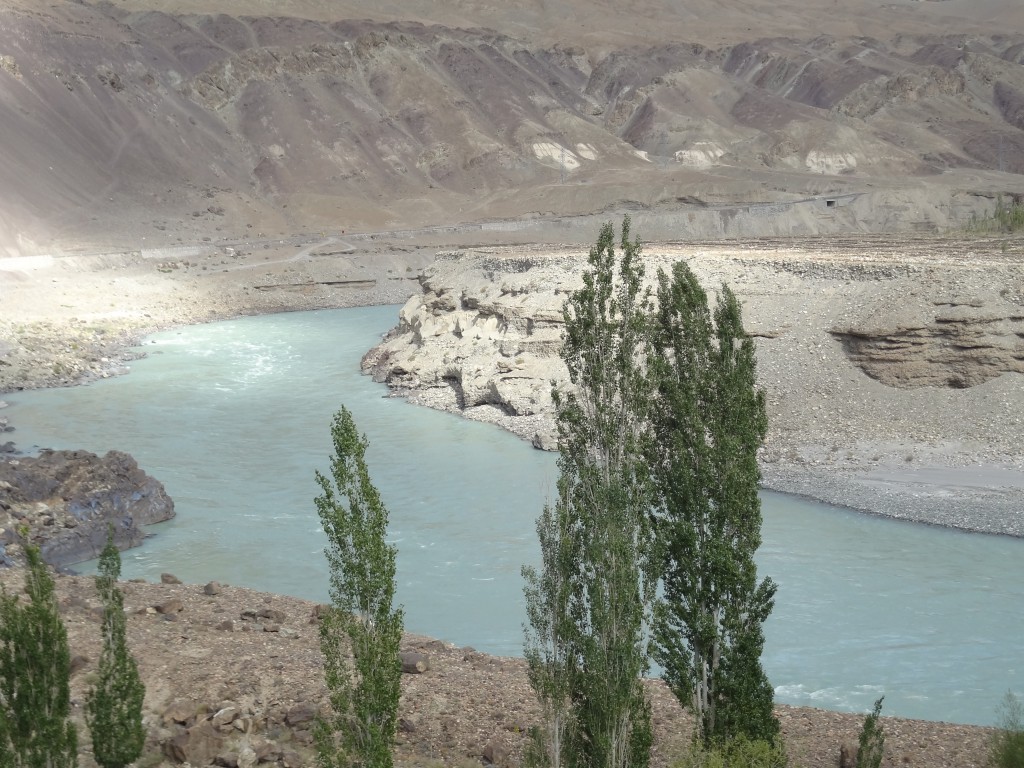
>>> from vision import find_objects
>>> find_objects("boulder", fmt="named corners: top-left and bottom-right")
top-left (237, 745), bottom-right (257, 768)
top-left (211, 706), bottom-right (240, 728)
top-left (164, 719), bottom-right (224, 765)
top-left (400, 651), bottom-right (431, 674)
top-left (258, 607), bottom-right (286, 622)
top-left (840, 742), bottom-right (858, 768)
top-left (156, 598), bottom-right (184, 615)
top-left (284, 702), bottom-right (316, 728)
top-left (483, 738), bottom-right (510, 766)
top-left (0, 449), bottom-right (175, 567)
top-left (162, 699), bottom-right (202, 725)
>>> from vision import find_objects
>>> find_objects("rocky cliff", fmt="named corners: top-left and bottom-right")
top-left (0, 449), bottom-right (175, 566)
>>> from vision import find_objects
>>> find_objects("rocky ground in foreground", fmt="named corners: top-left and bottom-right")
top-left (0, 566), bottom-right (995, 768)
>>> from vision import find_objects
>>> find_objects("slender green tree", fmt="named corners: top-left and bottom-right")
top-left (86, 529), bottom-right (146, 768)
top-left (0, 678), bottom-right (8, 768)
top-left (649, 261), bottom-right (779, 746)
top-left (989, 691), bottom-right (1024, 768)
top-left (0, 543), bottom-right (78, 768)
top-left (856, 696), bottom-right (885, 768)
top-left (522, 502), bottom-right (575, 768)
top-left (524, 218), bottom-right (655, 768)
top-left (314, 406), bottom-right (404, 768)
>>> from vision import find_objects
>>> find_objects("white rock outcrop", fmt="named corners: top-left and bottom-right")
top-left (362, 249), bottom-right (581, 448)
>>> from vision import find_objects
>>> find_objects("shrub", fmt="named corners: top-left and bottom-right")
top-left (990, 691), bottom-right (1024, 768)
top-left (966, 195), bottom-right (1024, 235)
top-left (856, 697), bottom-right (885, 768)
top-left (672, 736), bottom-right (788, 768)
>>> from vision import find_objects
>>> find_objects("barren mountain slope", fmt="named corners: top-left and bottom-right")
top-left (92, 0), bottom-right (1024, 48)
top-left (0, 0), bottom-right (1022, 257)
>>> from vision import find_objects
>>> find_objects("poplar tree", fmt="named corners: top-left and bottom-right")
top-left (314, 406), bottom-right (404, 768)
top-left (0, 543), bottom-right (78, 768)
top-left (86, 530), bottom-right (146, 768)
top-left (649, 261), bottom-right (778, 746)
top-left (524, 218), bottom-right (655, 768)
top-left (522, 503), bottom-right (574, 768)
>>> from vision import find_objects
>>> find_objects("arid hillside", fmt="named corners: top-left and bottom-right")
top-left (0, 0), bottom-right (1022, 257)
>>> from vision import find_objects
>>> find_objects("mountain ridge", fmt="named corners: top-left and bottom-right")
top-left (0, 0), bottom-right (1022, 257)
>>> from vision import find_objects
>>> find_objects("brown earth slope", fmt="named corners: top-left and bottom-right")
top-left (0, 1), bottom-right (1023, 257)
top-left (0, 566), bottom-right (996, 768)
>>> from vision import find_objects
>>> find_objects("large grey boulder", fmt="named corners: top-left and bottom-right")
top-left (0, 449), bottom-right (175, 567)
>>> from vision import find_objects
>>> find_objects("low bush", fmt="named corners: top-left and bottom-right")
top-left (857, 697), bottom-right (886, 768)
top-left (990, 691), bottom-right (1024, 768)
top-left (966, 195), bottom-right (1024, 235)
top-left (672, 736), bottom-right (788, 768)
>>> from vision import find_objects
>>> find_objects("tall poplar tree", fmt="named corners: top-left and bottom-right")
top-left (86, 530), bottom-right (146, 768)
top-left (524, 218), bottom-right (655, 768)
top-left (0, 543), bottom-right (78, 768)
top-left (649, 261), bottom-right (778, 746)
top-left (522, 503), bottom-right (575, 768)
top-left (314, 406), bottom-right (404, 768)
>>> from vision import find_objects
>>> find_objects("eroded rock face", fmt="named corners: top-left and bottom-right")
top-left (832, 300), bottom-right (1024, 389)
top-left (362, 249), bottom-right (581, 448)
top-left (0, 449), bottom-right (175, 567)
top-left (361, 239), bottom-right (1024, 469)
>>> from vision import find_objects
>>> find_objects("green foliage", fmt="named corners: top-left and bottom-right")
top-left (522, 503), bottom-right (574, 768)
top-left (990, 691), bottom-right (1024, 768)
top-left (314, 406), bottom-right (404, 768)
top-left (671, 736), bottom-right (788, 768)
top-left (86, 528), bottom-right (147, 768)
top-left (856, 697), bottom-right (885, 768)
top-left (649, 261), bottom-right (778, 746)
top-left (525, 217), bottom-right (656, 768)
top-left (0, 543), bottom-right (78, 768)
top-left (966, 195), bottom-right (1024, 234)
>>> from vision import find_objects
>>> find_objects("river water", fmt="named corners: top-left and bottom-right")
top-left (5, 305), bottom-right (1022, 726)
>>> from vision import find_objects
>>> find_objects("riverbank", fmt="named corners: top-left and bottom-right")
top-left (0, 565), bottom-right (996, 768)
top-left (362, 235), bottom-right (1024, 537)
top-left (3, 232), bottom-right (1023, 539)
top-left (0, 231), bottom-right (1020, 762)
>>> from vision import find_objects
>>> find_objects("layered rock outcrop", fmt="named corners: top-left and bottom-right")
top-left (362, 236), bottom-right (1024, 477)
top-left (832, 300), bottom-right (1024, 389)
top-left (0, 449), bottom-right (175, 567)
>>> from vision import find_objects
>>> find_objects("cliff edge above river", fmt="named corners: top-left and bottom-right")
top-left (363, 235), bottom-right (1024, 536)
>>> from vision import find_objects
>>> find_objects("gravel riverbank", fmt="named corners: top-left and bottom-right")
top-left (4, 233), bottom-right (1023, 537)
top-left (362, 235), bottom-right (1024, 537)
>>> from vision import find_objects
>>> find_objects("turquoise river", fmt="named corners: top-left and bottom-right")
top-left (5, 305), bottom-right (1022, 726)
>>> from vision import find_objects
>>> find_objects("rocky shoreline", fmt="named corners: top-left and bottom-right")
top-left (0, 567), bottom-right (997, 768)
top-left (0, 448), bottom-right (175, 567)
